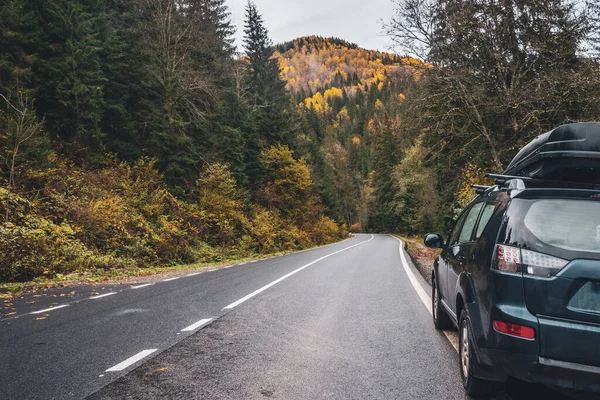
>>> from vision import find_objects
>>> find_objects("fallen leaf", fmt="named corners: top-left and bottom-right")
top-left (3, 312), bottom-right (16, 317)
top-left (155, 367), bottom-right (168, 373)
top-left (36, 317), bottom-right (46, 320)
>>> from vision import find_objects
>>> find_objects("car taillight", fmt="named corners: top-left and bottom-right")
top-left (493, 245), bottom-right (569, 278)
top-left (495, 245), bottom-right (522, 274)
top-left (521, 249), bottom-right (569, 278)
top-left (493, 320), bottom-right (535, 339)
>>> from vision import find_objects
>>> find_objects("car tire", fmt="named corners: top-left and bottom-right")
top-left (432, 278), bottom-right (453, 330)
top-left (458, 309), bottom-right (493, 399)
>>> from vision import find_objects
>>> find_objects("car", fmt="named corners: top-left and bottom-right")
top-left (425, 123), bottom-right (600, 398)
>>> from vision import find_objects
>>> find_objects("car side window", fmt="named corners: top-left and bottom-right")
top-left (459, 203), bottom-right (484, 244)
top-left (448, 209), bottom-right (469, 247)
top-left (474, 203), bottom-right (497, 240)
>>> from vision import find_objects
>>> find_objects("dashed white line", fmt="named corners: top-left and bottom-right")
top-left (162, 277), bottom-right (180, 282)
top-left (106, 349), bottom-right (157, 372)
top-left (31, 305), bottom-right (69, 314)
top-left (90, 292), bottom-right (117, 300)
top-left (181, 318), bottom-right (214, 332)
top-left (131, 283), bottom-right (152, 289)
top-left (223, 235), bottom-right (375, 310)
top-left (392, 236), bottom-right (458, 352)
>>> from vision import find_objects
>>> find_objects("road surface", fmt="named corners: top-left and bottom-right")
top-left (0, 235), bottom-right (573, 399)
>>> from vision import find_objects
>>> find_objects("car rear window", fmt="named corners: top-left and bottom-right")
top-left (523, 199), bottom-right (600, 253)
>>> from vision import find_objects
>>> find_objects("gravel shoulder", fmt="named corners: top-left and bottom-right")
top-left (399, 236), bottom-right (440, 284)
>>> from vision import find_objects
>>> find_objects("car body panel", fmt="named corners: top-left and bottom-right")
top-left (427, 186), bottom-right (600, 393)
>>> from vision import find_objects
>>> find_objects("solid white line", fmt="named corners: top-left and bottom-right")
top-left (187, 272), bottom-right (201, 277)
top-left (131, 283), bottom-right (152, 289)
top-left (392, 236), bottom-right (458, 352)
top-left (31, 305), bottom-right (69, 314)
top-left (181, 318), bottom-right (214, 332)
top-left (223, 235), bottom-right (375, 310)
top-left (393, 237), bottom-right (432, 315)
top-left (106, 349), bottom-right (157, 372)
top-left (90, 292), bottom-right (117, 300)
top-left (162, 277), bottom-right (180, 282)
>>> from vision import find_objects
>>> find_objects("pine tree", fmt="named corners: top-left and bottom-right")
top-left (99, 0), bottom-right (139, 161)
top-left (371, 112), bottom-right (402, 232)
top-left (243, 1), bottom-right (294, 147)
top-left (33, 0), bottom-right (109, 163)
top-left (0, 0), bottom-right (37, 95)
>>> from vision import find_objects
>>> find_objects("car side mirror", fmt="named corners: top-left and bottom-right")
top-left (424, 233), bottom-right (445, 249)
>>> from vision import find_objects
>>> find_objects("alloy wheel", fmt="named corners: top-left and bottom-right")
top-left (461, 320), bottom-right (470, 378)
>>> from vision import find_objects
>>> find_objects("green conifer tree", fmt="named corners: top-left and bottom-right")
top-left (33, 0), bottom-right (109, 163)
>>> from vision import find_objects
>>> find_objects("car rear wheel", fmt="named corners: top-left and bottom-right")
top-left (459, 309), bottom-right (493, 398)
top-left (432, 278), bottom-right (453, 330)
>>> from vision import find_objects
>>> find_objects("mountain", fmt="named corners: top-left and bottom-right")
top-left (273, 36), bottom-right (422, 231)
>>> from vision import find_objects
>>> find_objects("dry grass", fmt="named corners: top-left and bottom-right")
top-left (400, 236), bottom-right (441, 284)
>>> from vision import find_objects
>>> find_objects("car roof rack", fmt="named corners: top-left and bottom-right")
top-left (486, 174), bottom-right (599, 189)
top-left (471, 185), bottom-right (492, 195)
top-left (471, 173), bottom-right (600, 196)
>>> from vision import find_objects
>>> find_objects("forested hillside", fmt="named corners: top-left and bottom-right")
top-left (0, 1), bottom-right (347, 283)
top-left (273, 36), bottom-right (423, 232)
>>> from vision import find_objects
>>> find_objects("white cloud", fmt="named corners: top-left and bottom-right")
top-left (227, 0), bottom-right (396, 52)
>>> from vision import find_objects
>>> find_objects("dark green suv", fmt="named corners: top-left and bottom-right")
top-left (425, 182), bottom-right (600, 397)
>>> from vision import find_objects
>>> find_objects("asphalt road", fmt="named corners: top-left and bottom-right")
top-left (0, 234), bottom-right (575, 399)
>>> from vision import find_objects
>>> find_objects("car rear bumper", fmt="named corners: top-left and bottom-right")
top-left (480, 348), bottom-right (600, 393)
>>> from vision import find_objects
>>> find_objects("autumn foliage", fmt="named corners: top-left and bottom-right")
top-left (0, 149), bottom-right (346, 282)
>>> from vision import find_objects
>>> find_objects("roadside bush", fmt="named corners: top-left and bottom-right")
top-left (0, 216), bottom-right (129, 282)
top-left (250, 208), bottom-right (282, 254)
top-left (350, 222), bottom-right (362, 233)
top-left (308, 216), bottom-right (344, 245)
top-left (194, 163), bottom-right (249, 246)
top-left (0, 158), bottom-right (346, 283)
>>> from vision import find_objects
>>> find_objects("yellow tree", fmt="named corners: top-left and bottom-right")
top-left (259, 144), bottom-right (313, 223)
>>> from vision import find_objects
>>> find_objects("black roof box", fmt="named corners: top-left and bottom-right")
top-left (504, 123), bottom-right (600, 184)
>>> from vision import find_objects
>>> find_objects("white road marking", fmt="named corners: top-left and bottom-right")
top-left (90, 292), bottom-right (117, 300)
top-left (223, 235), bottom-right (375, 310)
top-left (99, 374), bottom-right (104, 377)
top-left (162, 277), bottom-right (180, 282)
top-left (106, 349), bottom-right (157, 372)
top-left (131, 283), bottom-right (152, 289)
top-left (394, 237), bottom-right (432, 315)
top-left (187, 272), bottom-right (201, 277)
top-left (181, 318), bottom-right (214, 332)
top-left (207, 269), bottom-right (217, 272)
top-left (392, 236), bottom-right (459, 352)
top-left (31, 305), bottom-right (69, 314)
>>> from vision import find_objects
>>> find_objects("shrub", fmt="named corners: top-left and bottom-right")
top-left (0, 216), bottom-right (129, 282)
top-left (194, 163), bottom-right (249, 245)
top-left (0, 157), bottom-right (346, 283)
top-left (309, 216), bottom-right (343, 245)
top-left (350, 222), bottom-right (362, 233)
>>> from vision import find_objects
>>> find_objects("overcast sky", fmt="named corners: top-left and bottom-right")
top-left (228, 0), bottom-right (397, 52)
